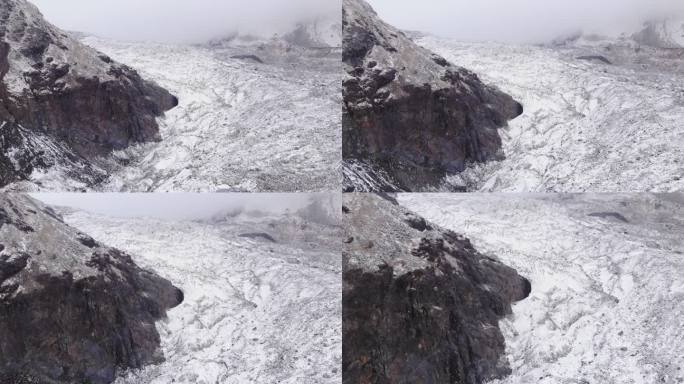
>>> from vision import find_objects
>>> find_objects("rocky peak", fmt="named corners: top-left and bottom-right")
top-left (633, 17), bottom-right (684, 48)
top-left (0, 194), bottom-right (183, 383)
top-left (0, 0), bottom-right (178, 187)
top-left (343, 194), bottom-right (530, 383)
top-left (342, 0), bottom-right (522, 192)
top-left (283, 16), bottom-right (342, 48)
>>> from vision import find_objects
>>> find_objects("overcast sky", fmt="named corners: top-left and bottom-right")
top-left (31, 193), bottom-right (318, 220)
top-left (31, 0), bottom-right (340, 43)
top-left (367, 0), bottom-right (684, 43)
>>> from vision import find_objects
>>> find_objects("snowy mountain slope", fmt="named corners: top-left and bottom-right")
top-left (60, 209), bottom-right (341, 383)
top-left (399, 193), bottom-right (684, 384)
top-left (5, 31), bottom-right (341, 192)
top-left (82, 37), bottom-right (341, 192)
top-left (415, 36), bottom-right (684, 192)
top-left (284, 16), bottom-right (342, 48)
top-left (1, 0), bottom-right (177, 190)
top-left (0, 123), bottom-right (109, 191)
top-left (632, 18), bottom-right (684, 48)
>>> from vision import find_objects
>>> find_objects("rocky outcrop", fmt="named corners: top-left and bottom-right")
top-left (283, 17), bottom-right (342, 48)
top-left (0, 194), bottom-right (183, 383)
top-left (632, 18), bottom-right (684, 48)
top-left (342, 0), bottom-right (523, 192)
top-left (0, 0), bottom-right (177, 187)
top-left (343, 194), bottom-right (530, 383)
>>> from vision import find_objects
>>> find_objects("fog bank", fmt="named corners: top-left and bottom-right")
top-left (31, 0), bottom-right (341, 43)
top-left (367, 0), bottom-right (684, 43)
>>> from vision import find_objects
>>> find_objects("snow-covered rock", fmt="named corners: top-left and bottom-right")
top-left (342, 0), bottom-right (522, 192)
top-left (59, 205), bottom-right (342, 383)
top-left (399, 193), bottom-right (684, 384)
top-left (0, 0), bottom-right (177, 188)
top-left (0, 194), bottom-right (182, 383)
top-left (2, 0), bottom-right (341, 192)
top-left (633, 18), bottom-right (684, 48)
top-left (343, 194), bottom-right (530, 383)
top-left (414, 34), bottom-right (684, 192)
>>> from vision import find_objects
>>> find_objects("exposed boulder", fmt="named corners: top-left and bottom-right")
top-left (0, 194), bottom-right (183, 383)
top-left (343, 194), bottom-right (530, 383)
top-left (0, 0), bottom-right (178, 187)
top-left (342, 0), bottom-right (523, 192)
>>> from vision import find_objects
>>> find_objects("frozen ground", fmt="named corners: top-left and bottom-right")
top-left (416, 36), bottom-right (684, 192)
top-left (9, 35), bottom-right (342, 193)
top-left (60, 209), bottom-right (341, 384)
top-left (400, 193), bottom-right (684, 384)
top-left (84, 36), bottom-right (341, 192)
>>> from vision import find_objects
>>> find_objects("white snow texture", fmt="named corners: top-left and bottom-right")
top-left (415, 34), bottom-right (684, 192)
top-left (400, 193), bottom-right (684, 384)
top-left (61, 208), bottom-right (341, 384)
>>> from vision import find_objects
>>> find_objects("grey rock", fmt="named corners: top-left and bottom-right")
top-left (342, 0), bottom-right (523, 192)
top-left (0, 194), bottom-right (183, 383)
top-left (343, 194), bottom-right (530, 383)
top-left (0, 0), bottom-right (178, 187)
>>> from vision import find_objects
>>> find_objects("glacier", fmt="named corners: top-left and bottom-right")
top-left (57, 207), bottom-right (342, 383)
top-left (5, 32), bottom-right (342, 193)
top-left (399, 193), bottom-right (684, 384)
top-left (87, 36), bottom-right (342, 192)
top-left (414, 35), bottom-right (684, 192)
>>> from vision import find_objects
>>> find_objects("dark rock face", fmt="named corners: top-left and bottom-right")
top-left (343, 194), bottom-right (530, 384)
top-left (0, 194), bottom-right (183, 383)
top-left (238, 232), bottom-right (277, 243)
top-left (0, 0), bottom-right (177, 187)
top-left (342, 0), bottom-right (523, 192)
top-left (0, 120), bottom-right (109, 189)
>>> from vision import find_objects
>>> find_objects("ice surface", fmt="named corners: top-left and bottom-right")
top-left (81, 36), bottom-right (342, 192)
top-left (400, 193), bottom-right (684, 384)
top-left (416, 36), bottom-right (684, 192)
top-left (61, 209), bottom-right (341, 384)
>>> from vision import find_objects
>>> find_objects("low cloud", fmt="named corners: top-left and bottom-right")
top-left (30, 193), bottom-right (321, 220)
top-left (31, 0), bottom-right (341, 43)
top-left (367, 0), bottom-right (684, 43)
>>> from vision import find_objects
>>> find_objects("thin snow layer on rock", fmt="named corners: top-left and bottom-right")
top-left (399, 193), bottom-right (684, 384)
top-left (416, 37), bottom-right (684, 192)
top-left (78, 37), bottom-right (341, 192)
top-left (61, 210), bottom-right (342, 384)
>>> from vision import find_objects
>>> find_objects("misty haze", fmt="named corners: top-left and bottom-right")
top-left (30, 193), bottom-right (322, 219)
top-left (32, 0), bottom-right (341, 43)
top-left (368, 0), bottom-right (684, 43)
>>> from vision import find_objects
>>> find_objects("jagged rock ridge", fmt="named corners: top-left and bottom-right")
top-left (632, 18), bottom-right (684, 48)
top-left (283, 16), bottom-right (342, 48)
top-left (342, 194), bottom-right (530, 383)
top-left (0, 0), bottom-right (177, 187)
top-left (0, 194), bottom-right (183, 383)
top-left (342, 0), bottom-right (522, 192)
